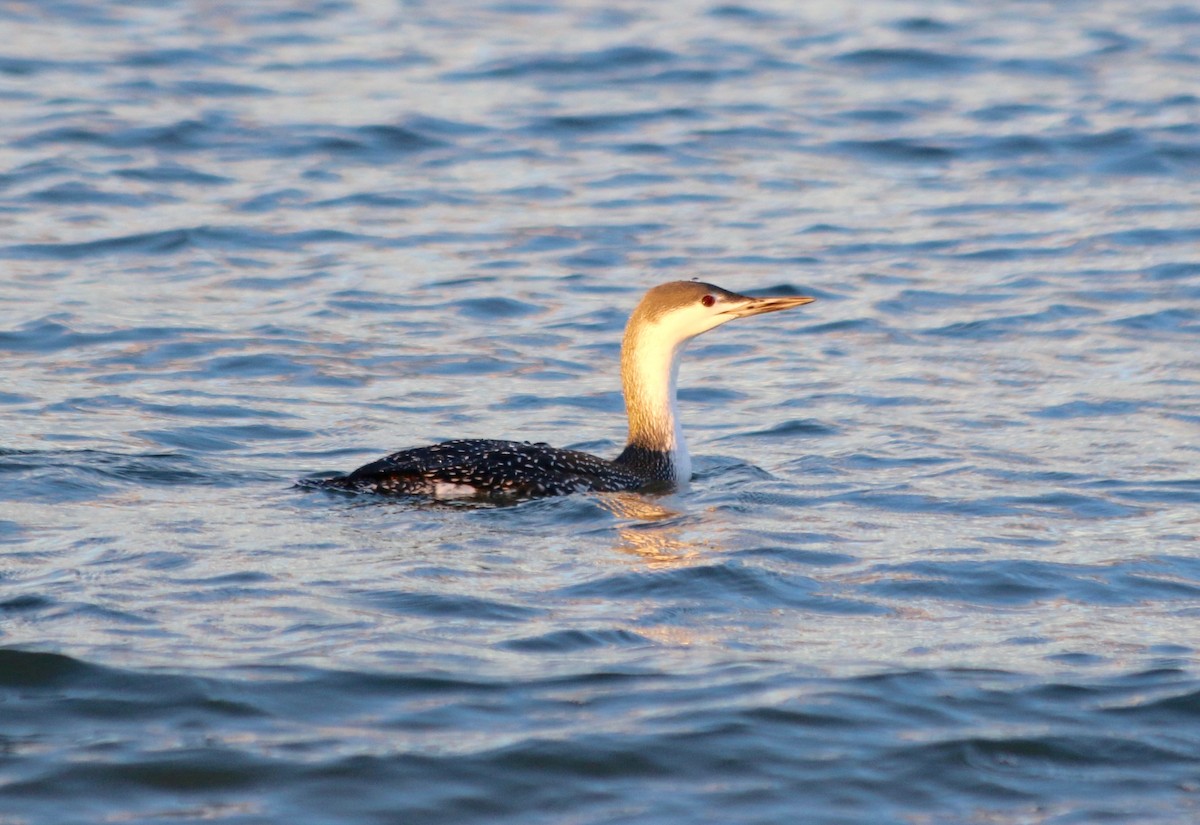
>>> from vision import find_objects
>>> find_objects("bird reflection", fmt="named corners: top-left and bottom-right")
top-left (595, 492), bottom-right (718, 568)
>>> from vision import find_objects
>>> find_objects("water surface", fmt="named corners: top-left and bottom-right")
top-left (2, 1), bottom-right (1199, 822)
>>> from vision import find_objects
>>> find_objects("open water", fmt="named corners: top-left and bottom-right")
top-left (2, 0), bottom-right (1200, 822)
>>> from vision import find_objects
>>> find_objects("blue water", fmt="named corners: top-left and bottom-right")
top-left (2, 1), bottom-right (1199, 822)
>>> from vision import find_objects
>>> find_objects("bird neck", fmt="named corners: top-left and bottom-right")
top-left (617, 321), bottom-right (692, 486)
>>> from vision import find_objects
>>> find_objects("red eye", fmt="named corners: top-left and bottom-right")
top-left (701, 294), bottom-right (715, 307)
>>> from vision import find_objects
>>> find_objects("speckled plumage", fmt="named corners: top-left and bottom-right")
top-left (306, 281), bottom-right (814, 500)
top-left (310, 439), bottom-right (661, 498)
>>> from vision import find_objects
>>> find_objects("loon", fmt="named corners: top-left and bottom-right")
top-left (307, 281), bottom-right (814, 499)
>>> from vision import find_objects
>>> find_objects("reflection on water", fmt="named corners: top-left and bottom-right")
top-left (597, 492), bottom-right (705, 567)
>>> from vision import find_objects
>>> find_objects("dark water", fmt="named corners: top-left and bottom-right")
top-left (3, 1), bottom-right (1200, 822)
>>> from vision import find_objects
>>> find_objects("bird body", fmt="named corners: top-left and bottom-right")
top-left (321, 439), bottom-right (651, 498)
top-left (307, 281), bottom-right (814, 499)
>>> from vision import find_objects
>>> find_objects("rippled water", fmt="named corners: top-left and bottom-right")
top-left (3, 0), bottom-right (1200, 822)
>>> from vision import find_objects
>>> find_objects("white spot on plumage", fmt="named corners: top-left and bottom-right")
top-left (433, 482), bottom-right (478, 499)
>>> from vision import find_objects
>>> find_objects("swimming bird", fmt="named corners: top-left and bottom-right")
top-left (307, 281), bottom-right (814, 499)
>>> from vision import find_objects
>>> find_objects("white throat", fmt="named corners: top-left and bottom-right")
top-left (620, 326), bottom-right (693, 486)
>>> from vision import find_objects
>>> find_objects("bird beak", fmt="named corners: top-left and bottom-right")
top-left (723, 293), bottom-right (816, 318)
